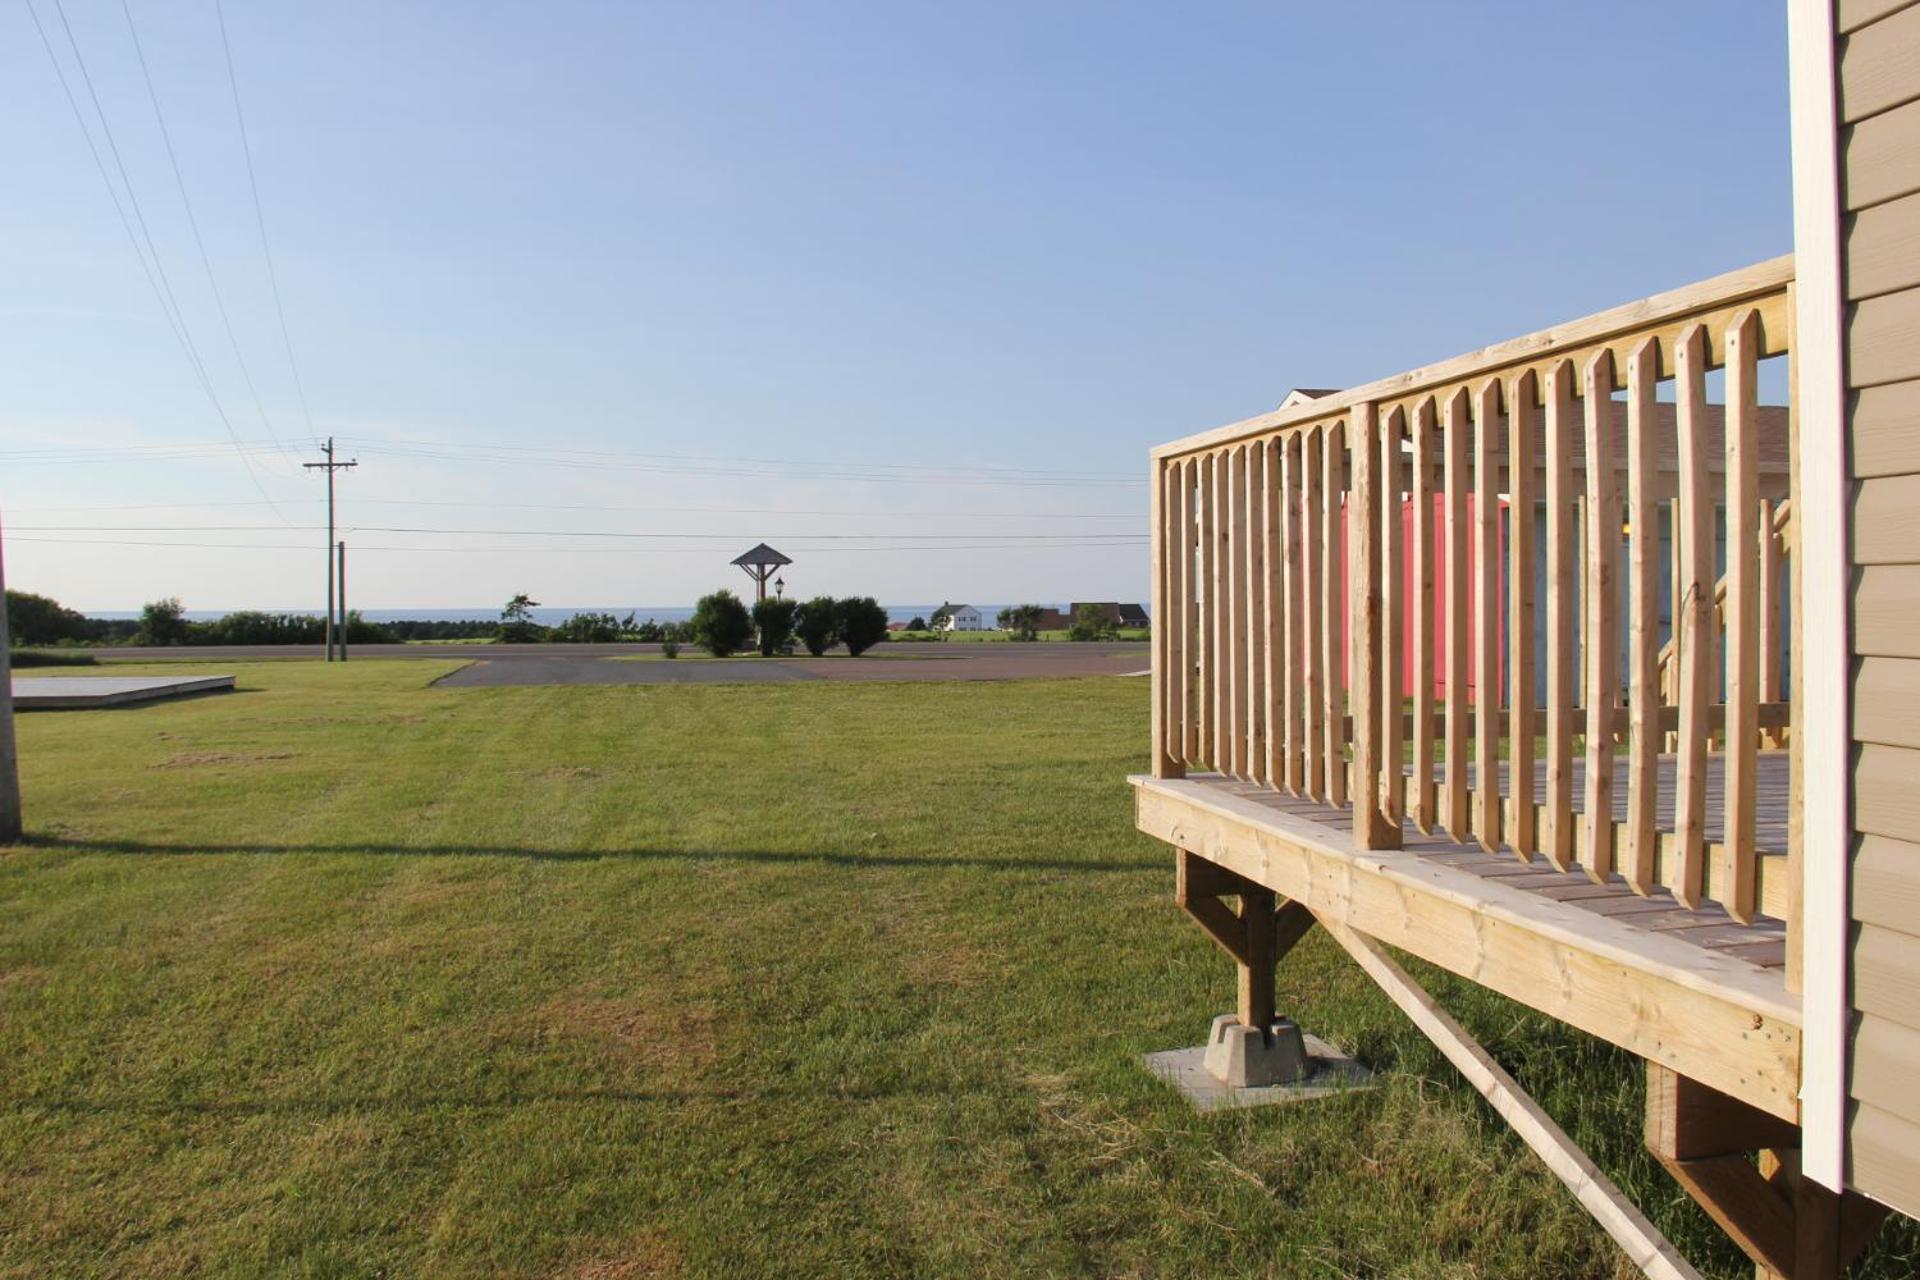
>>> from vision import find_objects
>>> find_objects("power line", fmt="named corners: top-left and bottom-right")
top-left (0, 436), bottom-right (1145, 487)
top-left (6, 524), bottom-right (1146, 542)
top-left (8, 535), bottom-right (1145, 555)
top-left (8, 496), bottom-right (1142, 520)
top-left (29, 0), bottom-right (286, 512)
top-left (338, 436), bottom-right (1141, 485)
top-left (215, 0), bottom-right (317, 446)
top-left (118, 0), bottom-right (296, 467)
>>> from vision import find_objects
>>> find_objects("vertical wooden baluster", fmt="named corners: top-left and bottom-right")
top-left (1180, 459), bottom-right (1199, 764)
top-left (1352, 403), bottom-right (1397, 847)
top-left (1201, 452), bottom-right (1219, 770)
top-left (1323, 420), bottom-right (1348, 807)
top-left (1264, 439), bottom-right (1285, 786)
top-left (1666, 495), bottom-right (1683, 749)
top-left (1302, 428), bottom-right (1325, 799)
top-left (1582, 349), bottom-right (1620, 881)
top-left (1246, 442), bottom-right (1267, 783)
top-left (1473, 379), bottom-right (1503, 850)
top-left (1282, 435), bottom-right (1304, 792)
top-left (1723, 310), bottom-right (1762, 922)
top-left (1411, 399), bottom-right (1438, 831)
top-left (1543, 362), bottom-right (1577, 870)
top-left (1507, 372), bottom-right (1538, 860)
top-left (1153, 456), bottom-right (1177, 776)
top-left (1381, 405), bottom-right (1406, 829)
top-left (1443, 388), bottom-right (1471, 841)
top-left (1673, 326), bottom-right (1712, 907)
top-left (1759, 498), bottom-right (1783, 746)
top-left (1625, 339), bottom-right (1660, 891)
top-left (1227, 447), bottom-right (1247, 778)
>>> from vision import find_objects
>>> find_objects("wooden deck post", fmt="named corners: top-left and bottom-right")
top-left (0, 508), bottom-right (18, 845)
top-left (1174, 849), bottom-right (1317, 1030)
top-left (1151, 456), bottom-right (1184, 779)
top-left (1351, 402), bottom-right (1400, 849)
top-left (1645, 1063), bottom-right (1888, 1279)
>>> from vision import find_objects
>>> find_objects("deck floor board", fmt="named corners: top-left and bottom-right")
top-left (1206, 755), bottom-right (1790, 970)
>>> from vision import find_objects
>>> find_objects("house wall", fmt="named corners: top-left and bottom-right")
top-left (1838, 0), bottom-right (1920, 1217)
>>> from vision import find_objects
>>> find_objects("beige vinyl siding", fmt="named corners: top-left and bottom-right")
top-left (1855, 564), bottom-right (1920, 654)
top-left (1852, 1103), bottom-right (1920, 1213)
top-left (1844, 0), bottom-right (1920, 1217)
top-left (1854, 834), bottom-right (1920, 927)
top-left (1853, 380), bottom-right (1920, 475)
top-left (1845, 96), bottom-right (1920, 209)
top-left (1845, 0), bottom-right (1920, 36)
top-left (1853, 657), bottom-right (1920, 741)
top-left (1842, 3), bottom-right (1920, 122)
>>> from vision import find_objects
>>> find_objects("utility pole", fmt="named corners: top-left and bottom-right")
top-left (303, 437), bottom-right (356, 661)
top-left (0, 506), bottom-right (21, 844)
top-left (337, 541), bottom-right (348, 663)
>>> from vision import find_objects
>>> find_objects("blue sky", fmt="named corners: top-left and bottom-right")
top-left (1, 1), bottom-right (1791, 613)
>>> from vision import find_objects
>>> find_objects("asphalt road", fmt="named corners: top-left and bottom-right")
top-left (87, 641), bottom-right (1152, 686)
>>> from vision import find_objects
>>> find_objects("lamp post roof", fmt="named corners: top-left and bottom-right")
top-left (730, 542), bottom-right (793, 569)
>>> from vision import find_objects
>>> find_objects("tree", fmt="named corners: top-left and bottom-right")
top-left (752, 596), bottom-right (798, 656)
top-left (5, 590), bottom-right (91, 646)
top-left (135, 597), bottom-right (190, 647)
top-left (928, 602), bottom-right (954, 631)
top-left (997, 604), bottom-right (1043, 642)
top-left (836, 596), bottom-right (889, 656)
top-left (498, 593), bottom-right (543, 643)
top-left (691, 590), bottom-right (753, 657)
top-left (1068, 602), bottom-right (1120, 642)
top-left (905, 615), bottom-right (928, 633)
top-left (794, 596), bottom-right (840, 656)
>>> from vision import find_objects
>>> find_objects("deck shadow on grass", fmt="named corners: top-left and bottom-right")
top-left (24, 835), bottom-right (1151, 876)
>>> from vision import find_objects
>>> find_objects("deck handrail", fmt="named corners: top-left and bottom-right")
top-left (1149, 256), bottom-right (1797, 927)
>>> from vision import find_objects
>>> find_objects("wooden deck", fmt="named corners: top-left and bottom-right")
top-left (1133, 769), bottom-right (1802, 1121)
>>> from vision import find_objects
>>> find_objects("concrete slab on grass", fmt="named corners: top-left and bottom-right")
top-left (12, 674), bottom-right (236, 710)
top-left (1144, 1032), bottom-right (1375, 1111)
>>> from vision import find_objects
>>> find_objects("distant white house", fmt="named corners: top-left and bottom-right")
top-left (939, 604), bottom-right (985, 632)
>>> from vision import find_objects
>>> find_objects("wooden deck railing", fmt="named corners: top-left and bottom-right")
top-left (1149, 256), bottom-right (1797, 924)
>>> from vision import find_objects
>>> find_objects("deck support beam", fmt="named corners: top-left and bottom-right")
top-left (1175, 848), bottom-right (1315, 1029)
top-left (1645, 1064), bottom-right (1888, 1279)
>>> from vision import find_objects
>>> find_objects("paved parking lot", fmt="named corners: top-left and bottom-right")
top-left (88, 641), bottom-right (1152, 686)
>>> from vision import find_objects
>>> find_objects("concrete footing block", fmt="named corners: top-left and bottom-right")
top-left (1145, 1014), bottom-right (1375, 1111)
top-left (1202, 1014), bottom-right (1309, 1087)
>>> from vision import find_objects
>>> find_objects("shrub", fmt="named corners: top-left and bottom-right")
top-left (1068, 602), bottom-right (1121, 642)
top-left (661, 638), bottom-right (680, 659)
top-left (905, 615), bottom-right (927, 632)
top-left (836, 596), bottom-right (889, 656)
top-left (691, 590), bottom-right (753, 657)
top-left (550, 611), bottom-right (623, 643)
top-left (997, 604), bottom-right (1043, 642)
top-left (794, 596), bottom-right (839, 656)
top-left (10, 650), bottom-right (97, 668)
top-left (135, 597), bottom-right (190, 647)
top-left (752, 597), bottom-right (798, 656)
top-left (194, 610), bottom-right (322, 646)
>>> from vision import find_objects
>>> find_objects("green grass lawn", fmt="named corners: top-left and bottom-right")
top-left (0, 662), bottom-right (1910, 1279)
